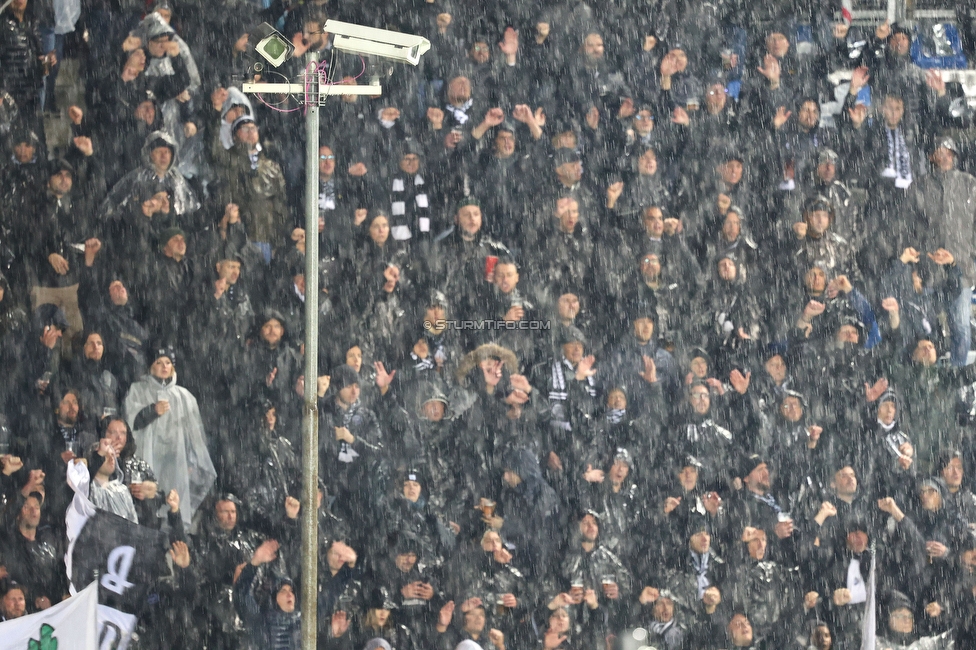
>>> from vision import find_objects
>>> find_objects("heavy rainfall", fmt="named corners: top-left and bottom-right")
top-left (1, 0), bottom-right (976, 650)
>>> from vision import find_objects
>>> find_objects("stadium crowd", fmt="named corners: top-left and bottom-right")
top-left (2, 0), bottom-right (976, 649)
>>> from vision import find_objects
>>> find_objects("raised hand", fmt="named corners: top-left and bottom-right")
top-left (499, 27), bottom-right (519, 57)
top-left (482, 107), bottom-right (505, 128)
top-left (672, 107), bottom-right (690, 126)
top-left (583, 464), bottom-right (605, 483)
top-left (331, 610), bottom-right (350, 637)
top-left (729, 369), bottom-right (751, 394)
top-left (757, 54), bottom-right (781, 84)
top-left (850, 66), bottom-right (870, 93)
top-left (251, 539), bottom-right (279, 566)
top-left (773, 106), bottom-right (792, 129)
top-left (334, 426), bottom-right (354, 443)
top-left (703, 491), bottom-right (721, 515)
top-left (640, 355), bottom-right (657, 384)
top-left (639, 586), bottom-right (660, 605)
top-left (374, 361), bottom-right (396, 391)
top-left (585, 106), bottom-right (599, 130)
top-left (170, 540), bottom-right (191, 568)
top-left (211, 87), bottom-right (229, 112)
top-left (438, 601), bottom-right (455, 627)
top-left (426, 107), bottom-right (445, 128)
top-left (928, 248), bottom-right (955, 266)
top-left (847, 104), bottom-right (868, 128)
top-left (802, 300), bottom-right (825, 321)
top-left (660, 52), bottom-right (678, 77)
top-left (575, 355), bottom-right (596, 380)
top-left (460, 597), bottom-right (483, 613)
top-left (74, 136), bottom-right (94, 157)
top-left (285, 495), bottom-right (300, 519)
top-left (925, 69), bottom-right (946, 97)
top-left (865, 377), bottom-right (889, 402)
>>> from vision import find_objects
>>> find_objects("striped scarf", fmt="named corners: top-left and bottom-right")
top-left (884, 127), bottom-right (912, 188)
top-left (548, 357), bottom-right (596, 430)
top-left (444, 99), bottom-right (474, 125)
top-left (548, 357), bottom-right (597, 401)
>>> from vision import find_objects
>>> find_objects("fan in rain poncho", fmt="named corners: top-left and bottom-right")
top-left (124, 346), bottom-right (215, 526)
top-left (99, 130), bottom-right (201, 228)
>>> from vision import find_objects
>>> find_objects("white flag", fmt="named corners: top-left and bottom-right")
top-left (860, 545), bottom-right (877, 650)
top-left (0, 581), bottom-right (98, 650)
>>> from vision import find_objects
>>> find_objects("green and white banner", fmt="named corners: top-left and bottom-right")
top-left (0, 581), bottom-right (98, 650)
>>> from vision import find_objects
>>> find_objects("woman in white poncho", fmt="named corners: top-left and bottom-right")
top-left (124, 347), bottom-right (215, 526)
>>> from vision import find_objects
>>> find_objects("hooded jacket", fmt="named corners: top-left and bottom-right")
top-left (234, 563), bottom-right (303, 650)
top-left (100, 130), bottom-right (201, 226)
top-left (498, 448), bottom-right (564, 574)
top-left (212, 121), bottom-right (288, 244)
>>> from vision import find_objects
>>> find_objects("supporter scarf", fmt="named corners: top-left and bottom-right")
top-left (690, 550), bottom-right (711, 598)
top-left (444, 99), bottom-right (474, 125)
top-left (752, 491), bottom-right (783, 514)
top-left (319, 178), bottom-right (336, 212)
top-left (549, 358), bottom-right (597, 403)
top-left (606, 408), bottom-right (626, 424)
top-left (883, 128), bottom-right (912, 188)
top-left (411, 351), bottom-right (435, 371)
top-left (650, 620), bottom-right (674, 635)
top-left (337, 400), bottom-right (363, 463)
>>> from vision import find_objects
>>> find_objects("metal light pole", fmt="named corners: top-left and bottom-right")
top-left (241, 29), bottom-right (426, 649)
top-left (244, 50), bottom-right (379, 650)
top-left (300, 49), bottom-right (320, 650)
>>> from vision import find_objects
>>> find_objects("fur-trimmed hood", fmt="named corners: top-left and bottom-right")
top-left (455, 343), bottom-right (518, 387)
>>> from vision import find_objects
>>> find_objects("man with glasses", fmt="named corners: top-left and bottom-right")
top-left (312, 144), bottom-right (362, 257)
top-left (212, 115), bottom-right (287, 264)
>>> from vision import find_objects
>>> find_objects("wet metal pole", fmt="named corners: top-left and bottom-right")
top-left (301, 49), bottom-right (320, 650)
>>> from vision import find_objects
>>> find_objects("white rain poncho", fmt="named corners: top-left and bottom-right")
top-left (124, 372), bottom-right (216, 526)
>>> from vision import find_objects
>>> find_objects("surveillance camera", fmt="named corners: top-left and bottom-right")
top-left (325, 20), bottom-right (430, 66)
top-left (249, 22), bottom-right (295, 68)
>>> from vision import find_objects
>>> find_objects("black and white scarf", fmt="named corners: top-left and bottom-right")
top-left (649, 619), bottom-right (674, 636)
top-left (444, 99), bottom-right (474, 125)
top-left (883, 127), bottom-right (913, 188)
top-left (319, 178), bottom-right (336, 214)
top-left (548, 357), bottom-right (597, 431)
top-left (548, 357), bottom-right (597, 401)
top-left (690, 551), bottom-right (711, 598)
top-left (752, 491), bottom-right (783, 515)
top-left (390, 173), bottom-right (430, 240)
